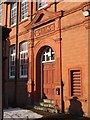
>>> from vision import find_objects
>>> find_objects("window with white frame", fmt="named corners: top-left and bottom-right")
top-left (42, 47), bottom-right (55, 63)
top-left (21, 0), bottom-right (28, 20)
top-left (0, 0), bottom-right (2, 4)
top-left (0, 5), bottom-right (2, 24)
top-left (0, 1), bottom-right (2, 24)
top-left (9, 45), bottom-right (16, 78)
top-left (37, 0), bottom-right (47, 10)
top-left (20, 42), bottom-right (28, 78)
top-left (11, 2), bottom-right (17, 25)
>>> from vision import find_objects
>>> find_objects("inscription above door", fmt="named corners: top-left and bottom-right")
top-left (34, 23), bottom-right (55, 37)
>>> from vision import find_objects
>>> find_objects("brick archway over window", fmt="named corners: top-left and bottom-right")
top-left (34, 39), bottom-right (57, 57)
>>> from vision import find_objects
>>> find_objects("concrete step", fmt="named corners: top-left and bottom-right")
top-left (48, 108), bottom-right (58, 113)
top-left (33, 99), bottom-right (58, 113)
top-left (43, 99), bottom-right (54, 104)
top-left (34, 105), bottom-right (58, 113)
top-left (34, 106), bottom-right (45, 111)
top-left (40, 102), bottom-right (54, 108)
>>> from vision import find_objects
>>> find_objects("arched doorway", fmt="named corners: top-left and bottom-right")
top-left (36, 46), bottom-right (56, 101)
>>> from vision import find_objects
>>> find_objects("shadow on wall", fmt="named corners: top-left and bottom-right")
top-left (68, 96), bottom-right (84, 117)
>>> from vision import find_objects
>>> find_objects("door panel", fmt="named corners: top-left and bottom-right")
top-left (42, 62), bottom-right (55, 100)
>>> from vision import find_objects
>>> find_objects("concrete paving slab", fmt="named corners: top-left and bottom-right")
top-left (3, 108), bottom-right (43, 119)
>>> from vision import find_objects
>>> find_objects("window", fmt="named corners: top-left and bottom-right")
top-left (11, 2), bottom-right (17, 25)
top-left (37, 0), bottom-right (47, 10)
top-left (0, 1), bottom-right (2, 24)
top-left (70, 70), bottom-right (81, 96)
top-left (9, 45), bottom-right (16, 78)
top-left (21, 0), bottom-right (28, 20)
top-left (20, 42), bottom-right (28, 78)
top-left (42, 47), bottom-right (55, 63)
top-left (0, 5), bottom-right (2, 24)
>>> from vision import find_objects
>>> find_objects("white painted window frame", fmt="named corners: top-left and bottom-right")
top-left (21, 0), bottom-right (28, 21)
top-left (20, 42), bottom-right (28, 78)
top-left (0, 5), bottom-right (2, 24)
top-left (37, 0), bottom-right (48, 10)
top-left (11, 2), bottom-right (17, 25)
top-left (9, 46), bottom-right (16, 78)
top-left (42, 47), bottom-right (55, 63)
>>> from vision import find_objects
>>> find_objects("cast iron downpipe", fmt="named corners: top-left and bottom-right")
top-left (14, 1), bottom-right (19, 107)
top-left (54, 1), bottom-right (64, 113)
top-left (59, 11), bottom-right (64, 113)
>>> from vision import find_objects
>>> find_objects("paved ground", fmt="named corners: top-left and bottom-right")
top-left (37, 113), bottom-right (90, 120)
top-left (3, 108), bottom-right (90, 120)
top-left (3, 108), bottom-right (43, 119)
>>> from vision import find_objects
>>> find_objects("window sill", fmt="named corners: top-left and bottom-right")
top-left (9, 76), bottom-right (15, 79)
top-left (20, 76), bottom-right (27, 79)
top-left (42, 60), bottom-right (55, 63)
top-left (38, 4), bottom-right (48, 10)
top-left (10, 23), bottom-right (16, 28)
top-left (21, 17), bottom-right (28, 22)
top-left (19, 17), bottom-right (28, 25)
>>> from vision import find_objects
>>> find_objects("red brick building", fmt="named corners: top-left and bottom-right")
top-left (0, 25), bottom-right (11, 119)
top-left (1, 0), bottom-right (90, 117)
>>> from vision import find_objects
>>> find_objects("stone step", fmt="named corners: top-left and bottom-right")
top-left (43, 99), bottom-right (54, 104)
top-left (48, 108), bottom-right (58, 113)
top-left (34, 105), bottom-right (58, 113)
top-left (34, 99), bottom-right (57, 113)
top-left (34, 106), bottom-right (45, 111)
top-left (40, 102), bottom-right (54, 108)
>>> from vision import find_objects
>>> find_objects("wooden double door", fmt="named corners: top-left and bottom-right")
top-left (42, 62), bottom-right (55, 100)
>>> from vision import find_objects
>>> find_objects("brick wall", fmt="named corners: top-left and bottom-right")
top-left (2, 1), bottom-right (90, 116)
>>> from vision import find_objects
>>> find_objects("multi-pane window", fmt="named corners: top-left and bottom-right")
top-left (21, 0), bottom-right (28, 20)
top-left (0, 1), bottom-right (2, 24)
top-left (20, 42), bottom-right (28, 78)
top-left (42, 47), bottom-right (55, 63)
top-left (70, 70), bottom-right (81, 96)
top-left (37, 0), bottom-right (47, 10)
top-left (11, 2), bottom-right (17, 25)
top-left (9, 45), bottom-right (16, 78)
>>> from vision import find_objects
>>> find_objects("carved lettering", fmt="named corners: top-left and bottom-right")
top-left (34, 23), bottom-right (55, 37)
